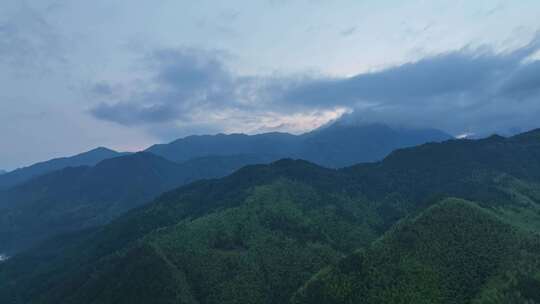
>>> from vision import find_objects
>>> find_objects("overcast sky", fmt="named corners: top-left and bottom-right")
top-left (1, 0), bottom-right (540, 170)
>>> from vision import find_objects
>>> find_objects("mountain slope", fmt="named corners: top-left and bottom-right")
top-left (146, 132), bottom-right (298, 163)
top-left (343, 131), bottom-right (540, 205)
top-left (299, 123), bottom-right (451, 167)
top-left (0, 123), bottom-right (448, 255)
top-left (0, 147), bottom-right (126, 190)
top-left (146, 124), bottom-right (452, 168)
top-left (292, 199), bottom-right (540, 304)
top-left (0, 153), bottom-right (274, 255)
top-left (0, 152), bottom-right (184, 254)
top-left (0, 124), bottom-right (449, 253)
top-left (2, 130), bottom-right (540, 303)
top-left (30, 179), bottom-right (380, 304)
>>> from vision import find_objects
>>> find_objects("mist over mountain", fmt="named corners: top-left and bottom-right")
top-left (0, 170), bottom-right (6, 175)
top-left (2, 128), bottom-right (540, 303)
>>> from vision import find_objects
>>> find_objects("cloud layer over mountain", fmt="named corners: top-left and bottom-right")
top-left (2, 0), bottom-right (540, 169)
top-left (91, 35), bottom-right (540, 137)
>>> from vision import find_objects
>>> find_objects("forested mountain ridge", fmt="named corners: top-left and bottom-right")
top-left (2, 129), bottom-right (540, 303)
top-left (0, 152), bottom-right (183, 254)
top-left (146, 132), bottom-right (297, 163)
top-left (146, 123), bottom-right (452, 167)
top-left (0, 147), bottom-right (126, 190)
top-left (292, 199), bottom-right (540, 304)
top-left (0, 153), bottom-right (274, 255)
top-left (0, 123), bottom-right (448, 193)
top-left (0, 124), bottom-right (449, 255)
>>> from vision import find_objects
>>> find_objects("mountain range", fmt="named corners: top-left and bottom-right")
top-left (0, 147), bottom-right (127, 190)
top-left (0, 123), bottom-right (451, 192)
top-left (146, 123), bottom-right (451, 167)
top-left (1, 128), bottom-right (540, 303)
top-left (0, 123), bottom-right (451, 254)
top-left (0, 153), bottom-right (274, 254)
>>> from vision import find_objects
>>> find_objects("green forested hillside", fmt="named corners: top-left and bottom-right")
top-left (0, 124), bottom-right (449, 255)
top-left (0, 153), bottom-right (274, 255)
top-left (2, 130), bottom-right (540, 304)
top-left (21, 179), bottom-right (382, 304)
top-left (292, 199), bottom-right (540, 304)
top-left (0, 152), bottom-right (185, 255)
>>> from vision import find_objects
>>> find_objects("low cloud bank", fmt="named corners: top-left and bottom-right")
top-left (90, 35), bottom-right (540, 137)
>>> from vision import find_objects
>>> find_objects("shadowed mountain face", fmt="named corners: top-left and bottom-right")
top-left (0, 147), bottom-right (126, 190)
top-left (298, 123), bottom-right (452, 168)
top-left (1, 129), bottom-right (540, 304)
top-left (0, 124), bottom-right (450, 194)
top-left (0, 153), bottom-right (274, 255)
top-left (146, 123), bottom-right (452, 167)
top-left (146, 132), bottom-right (298, 163)
top-left (0, 152), bottom-right (182, 254)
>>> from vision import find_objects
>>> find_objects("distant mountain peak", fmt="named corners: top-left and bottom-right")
top-left (147, 122), bottom-right (452, 167)
top-left (0, 146), bottom-right (125, 190)
top-left (313, 119), bottom-right (453, 137)
top-left (89, 146), bottom-right (118, 153)
top-left (511, 127), bottom-right (540, 141)
top-left (483, 134), bottom-right (506, 141)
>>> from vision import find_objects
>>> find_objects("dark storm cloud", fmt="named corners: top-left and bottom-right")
top-left (149, 48), bottom-right (232, 93)
top-left (500, 60), bottom-right (540, 98)
top-left (90, 48), bottom-right (238, 126)
top-left (282, 37), bottom-right (540, 106)
top-left (91, 35), bottom-right (540, 135)
top-left (91, 103), bottom-right (181, 126)
top-left (277, 34), bottom-right (540, 135)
